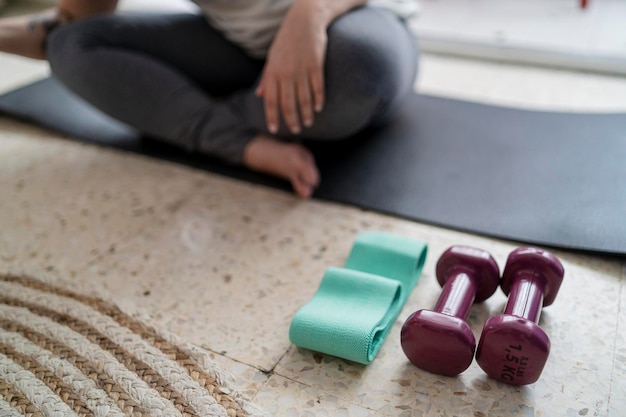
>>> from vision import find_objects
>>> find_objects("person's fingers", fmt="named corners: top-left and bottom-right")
top-left (255, 82), bottom-right (264, 97)
top-left (309, 68), bottom-right (325, 113)
top-left (262, 78), bottom-right (279, 134)
top-left (296, 76), bottom-right (314, 128)
top-left (279, 78), bottom-right (301, 134)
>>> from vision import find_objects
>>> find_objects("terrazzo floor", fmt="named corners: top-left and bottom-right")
top-left (1, 38), bottom-right (626, 417)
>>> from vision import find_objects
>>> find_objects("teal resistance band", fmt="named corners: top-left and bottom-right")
top-left (289, 231), bottom-right (428, 364)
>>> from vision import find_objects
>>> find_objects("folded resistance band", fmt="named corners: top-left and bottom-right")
top-left (289, 231), bottom-right (428, 364)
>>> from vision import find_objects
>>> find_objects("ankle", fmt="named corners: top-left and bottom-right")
top-left (28, 8), bottom-right (73, 36)
top-left (0, 8), bottom-right (71, 59)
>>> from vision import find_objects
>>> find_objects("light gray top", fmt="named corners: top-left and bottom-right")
top-left (192, 0), bottom-right (417, 58)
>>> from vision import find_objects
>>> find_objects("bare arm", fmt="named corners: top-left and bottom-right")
top-left (0, 0), bottom-right (118, 59)
top-left (257, 0), bottom-right (367, 135)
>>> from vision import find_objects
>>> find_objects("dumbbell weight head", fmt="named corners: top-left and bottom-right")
top-left (401, 246), bottom-right (500, 376)
top-left (476, 247), bottom-right (564, 385)
top-left (435, 246), bottom-right (502, 304)
top-left (500, 247), bottom-right (564, 307)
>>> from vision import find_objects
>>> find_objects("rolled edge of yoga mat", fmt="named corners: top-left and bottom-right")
top-left (289, 232), bottom-right (428, 364)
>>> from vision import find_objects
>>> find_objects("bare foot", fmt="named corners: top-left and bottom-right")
top-left (243, 134), bottom-right (320, 198)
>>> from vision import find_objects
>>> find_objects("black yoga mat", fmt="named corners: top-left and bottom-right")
top-left (1, 77), bottom-right (625, 255)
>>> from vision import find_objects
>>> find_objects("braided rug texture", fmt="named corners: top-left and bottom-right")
top-left (0, 274), bottom-right (270, 417)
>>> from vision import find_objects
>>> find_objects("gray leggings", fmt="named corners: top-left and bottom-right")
top-left (47, 7), bottom-right (418, 164)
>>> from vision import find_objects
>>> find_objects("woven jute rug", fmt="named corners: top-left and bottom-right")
top-left (0, 274), bottom-right (270, 417)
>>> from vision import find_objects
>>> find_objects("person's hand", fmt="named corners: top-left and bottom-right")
top-left (255, 0), bottom-right (327, 135)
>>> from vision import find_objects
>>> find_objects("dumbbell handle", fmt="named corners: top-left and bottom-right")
top-left (503, 272), bottom-right (546, 324)
top-left (434, 272), bottom-right (477, 319)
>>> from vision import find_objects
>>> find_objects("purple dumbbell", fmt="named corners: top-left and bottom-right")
top-left (400, 246), bottom-right (500, 376)
top-left (476, 247), bottom-right (564, 386)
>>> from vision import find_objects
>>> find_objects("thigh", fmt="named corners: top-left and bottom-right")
top-left (231, 6), bottom-right (418, 141)
top-left (210, 6), bottom-right (419, 141)
top-left (290, 6), bottom-right (419, 139)
top-left (59, 12), bottom-right (265, 97)
top-left (324, 7), bottom-right (419, 125)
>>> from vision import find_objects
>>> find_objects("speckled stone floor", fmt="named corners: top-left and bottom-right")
top-left (1, 42), bottom-right (626, 417)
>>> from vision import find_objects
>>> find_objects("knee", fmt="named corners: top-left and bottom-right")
top-left (321, 7), bottom-right (418, 136)
top-left (46, 16), bottom-right (112, 81)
